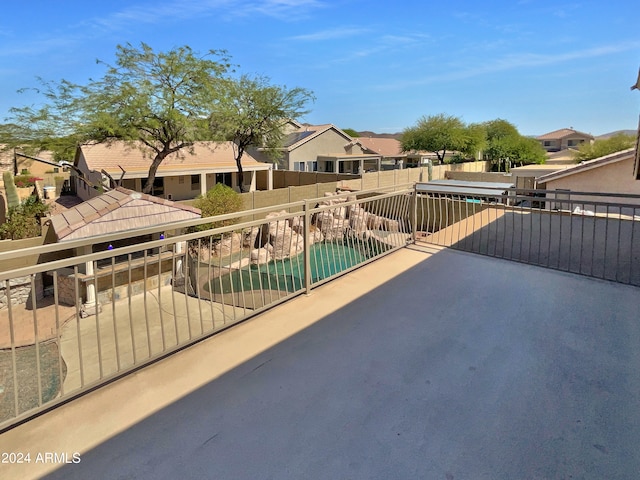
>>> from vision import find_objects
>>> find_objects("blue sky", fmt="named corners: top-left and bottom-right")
top-left (1, 0), bottom-right (638, 136)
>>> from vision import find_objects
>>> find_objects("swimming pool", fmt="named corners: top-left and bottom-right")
top-left (206, 240), bottom-right (389, 296)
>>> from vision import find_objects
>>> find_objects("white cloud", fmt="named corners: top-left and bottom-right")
top-left (290, 27), bottom-right (370, 41)
top-left (84, 0), bottom-right (325, 31)
top-left (374, 41), bottom-right (640, 90)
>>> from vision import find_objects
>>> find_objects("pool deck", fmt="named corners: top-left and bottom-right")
top-left (1, 244), bottom-right (640, 479)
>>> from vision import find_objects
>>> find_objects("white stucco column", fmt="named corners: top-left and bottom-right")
top-left (175, 240), bottom-right (185, 279)
top-left (200, 173), bottom-right (207, 196)
top-left (85, 259), bottom-right (96, 305)
top-left (82, 245), bottom-right (101, 317)
top-left (250, 171), bottom-right (256, 192)
top-left (268, 166), bottom-right (273, 191)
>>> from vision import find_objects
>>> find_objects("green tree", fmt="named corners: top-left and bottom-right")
top-left (209, 74), bottom-right (314, 192)
top-left (8, 43), bottom-right (233, 192)
top-left (342, 128), bottom-right (360, 137)
top-left (483, 119), bottom-right (545, 171)
top-left (401, 114), bottom-right (483, 164)
top-left (573, 133), bottom-right (636, 162)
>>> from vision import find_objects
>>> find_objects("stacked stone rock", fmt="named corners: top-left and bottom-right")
top-left (189, 192), bottom-right (403, 267)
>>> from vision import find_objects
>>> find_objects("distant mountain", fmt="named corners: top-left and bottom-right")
top-left (596, 129), bottom-right (637, 140)
top-left (355, 130), bottom-right (402, 140)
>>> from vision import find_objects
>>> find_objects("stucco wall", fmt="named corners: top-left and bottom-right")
top-left (543, 156), bottom-right (640, 211)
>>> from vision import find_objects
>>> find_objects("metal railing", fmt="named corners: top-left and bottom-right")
top-left (415, 184), bottom-right (640, 287)
top-left (0, 186), bottom-right (412, 431)
top-left (1, 181), bottom-right (639, 431)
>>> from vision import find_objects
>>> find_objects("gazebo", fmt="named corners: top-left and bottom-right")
top-left (48, 187), bottom-right (201, 316)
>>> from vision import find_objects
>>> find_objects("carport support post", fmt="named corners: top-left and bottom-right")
top-left (304, 200), bottom-right (312, 295)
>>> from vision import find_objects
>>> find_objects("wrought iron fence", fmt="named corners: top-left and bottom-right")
top-left (0, 186), bottom-right (412, 431)
top-left (415, 184), bottom-right (640, 286)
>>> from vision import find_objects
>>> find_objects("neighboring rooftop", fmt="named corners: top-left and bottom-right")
top-left (281, 124), bottom-right (351, 151)
top-left (77, 141), bottom-right (269, 176)
top-left (355, 137), bottom-right (403, 157)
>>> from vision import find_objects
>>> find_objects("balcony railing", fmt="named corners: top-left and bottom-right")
top-left (0, 186), bottom-right (412, 431)
top-left (415, 184), bottom-right (640, 287)
top-left (1, 182), bottom-right (638, 431)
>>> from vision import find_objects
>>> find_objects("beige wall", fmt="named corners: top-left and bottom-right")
top-left (543, 156), bottom-right (640, 209)
top-left (339, 162), bottom-right (491, 191)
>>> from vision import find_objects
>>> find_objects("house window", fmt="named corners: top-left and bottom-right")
top-left (311, 161), bottom-right (318, 172)
top-left (191, 174), bottom-right (200, 190)
top-left (150, 177), bottom-right (164, 196)
top-left (294, 162), bottom-right (305, 171)
top-left (216, 172), bottom-right (232, 187)
top-left (543, 141), bottom-right (552, 147)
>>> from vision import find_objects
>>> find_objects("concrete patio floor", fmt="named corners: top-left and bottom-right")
top-left (1, 245), bottom-right (639, 479)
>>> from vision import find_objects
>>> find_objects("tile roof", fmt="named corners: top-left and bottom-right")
top-left (49, 187), bottom-right (201, 241)
top-left (537, 128), bottom-right (594, 141)
top-left (78, 141), bottom-right (270, 176)
top-left (355, 137), bottom-right (403, 157)
top-left (536, 148), bottom-right (635, 184)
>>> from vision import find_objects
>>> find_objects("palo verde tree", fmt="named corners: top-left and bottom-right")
top-left (8, 43), bottom-right (233, 193)
top-left (209, 74), bottom-right (314, 192)
top-left (400, 114), bottom-right (484, 165)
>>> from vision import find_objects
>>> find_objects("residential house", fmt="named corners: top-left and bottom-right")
top-left (537, 128), bottom-right (594, 152)
top-left (73, 141), bottom-right (273, 201)
top-left (355, 137), bottom-right (406, 169)
top-left (251, 123), bottom-right (381, 174)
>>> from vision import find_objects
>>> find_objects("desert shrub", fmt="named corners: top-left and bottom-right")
top-left (0, 196), bottom-right (50, 239)
top-left (191, 183), bottom-right (243, 232)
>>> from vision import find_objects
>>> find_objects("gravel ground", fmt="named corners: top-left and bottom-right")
top-left (0, 341), bottom-right (66, 425)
